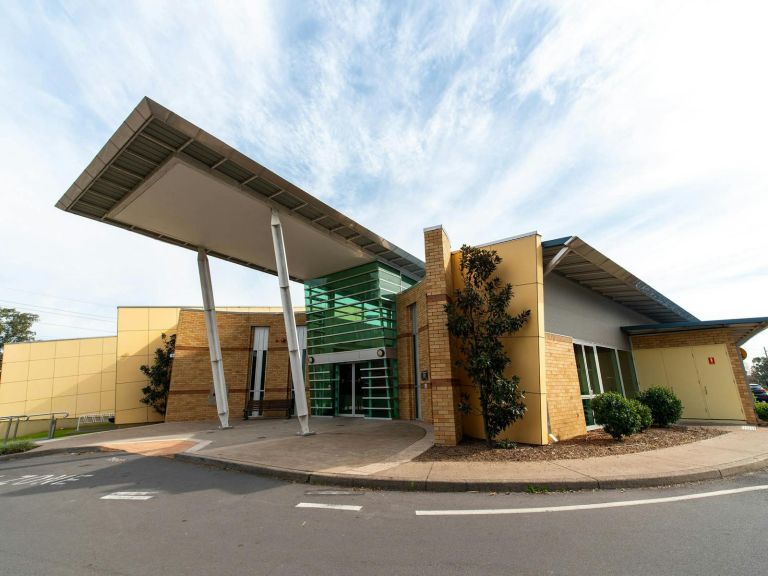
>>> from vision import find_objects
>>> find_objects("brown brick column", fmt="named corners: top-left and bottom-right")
top-left (424, 226), bottom-right (462, 445)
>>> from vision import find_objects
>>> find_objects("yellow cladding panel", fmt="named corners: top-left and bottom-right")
top-left (101, 371), bottom-right (116, 391)
top-left (0, 381), bottom-right (27, 403)
top-left (78, 354), bottom-right (103, 375)
top-left (147, 409), bottom-right (164, 423)
top-left (25, 397), bottom-right (52, 415)
top-left (499, 391), bottom-right (547, 444)
top-left (691, 345), bottom-right (744, 420)
top-left (26, 379), bottom-right (53, 401)
top-left (147, 331), bottom-right (169, 357)
top-left (633, 349), bottom-right (666, 391)
top-left (118, 307), bottom-right (149, 331)
top-left (118, 331), bottom-right (149, 358)
top-left (100, 391), bottom-right (115, 411)
top-left (502, 283), bottom-right (542, 339)
top-left (3, 343), bottom-right (30, 363)
top-left (0, 361), bottom-right (29, 383)
top-left (661, 348), bottom-right (709, 419)
top-left (51, 395), bottom-right (76, 415)
top-left (76, 393), bottom-right (101, 415)
top-left (484, 234), bottom-right (540, 287)
top-left (77, 373), bottom-right (101, 395)
top-left (0, 401), bottom-right (26, 417)
top-left (115, 407), bottom-right (149, 424)
top-left (115, 382), bottom-right (145, 411)
top-left (116, 356), bottom-right (149, 385)
top-left (29, 341), bottom-right (56, 360)
top-left (149, 307), bottom-right (180, 331)
top-left (103, 337), bottom-right (117, 356)
top-left (78, 338), bottom-right (104, 357)
top-left (501, 336), bottom-right (543, 393)
top-left (28, 359), bottom-right (55, 380)
top-left (54, 357), bottom-right (79, 378)
top-left (55, 339), bottom-right (80, 358)
top-left (52, 376), bottom-right (78, 397)
top-left (101, 354), bottom-right (117, 373)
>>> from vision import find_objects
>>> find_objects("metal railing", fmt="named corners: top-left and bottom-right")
top-left (1, 412), bottom-right (70, 444)
top-left (76, 412), bottom-right (114, 431)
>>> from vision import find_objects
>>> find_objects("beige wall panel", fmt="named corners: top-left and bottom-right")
top-left (115, 407), bottom-right (149, 424)
top-left (76, 393), bottom-right (101, 415)
top-left (146, 330), bottom-right (168, 356)
top-left (147, 409), bottom-right (164, 423)
top-left (77, 373), bottom-right (101, 395)
top-left (0, 361), bottom-right (29, 383)
top-left (488, 235), bottom-right (539, 286)
top-left (103, 337), bottom-right (117, 356)
top-left (116, 356), bottom-right (148, 384)
top-left (28, 359), bottom-right (55, 381)
top-left (3, 343), bottom-right (30, 363)
top-left (25, 397), bottom-right (52, 415)
top-left (52, 375), bottom-right (78, 397)
top-left (54, 356), bottom-right (79, 378)
top-left (100, 391), bottom-right (115, 411)
top-left (633, 349), bottom-right (667, 391)
top-left (115, 382), bottom-right (145, 409)
top-left (117, 307), bottom-right (149, 331)
top-left (101, 371), bottom-right (116, 391)
top-left (502, 283), bottom-right (542, 339)
top-left (691, 345), bottom-right (745, 420)
top-left (117, 331), bottom-right (149, 358)
top-left (0, 401), bottom-right (26, 417)
top-left (55, 340), bottom-right (80, 358)
top-left (78, 354), bottom-right (103, 375)
top-left (101, 354), bottom-right (117, 373)
top-left (501, 336), bottom-right (543, 394)
top-left (148, 307), bottom-right (180, 330)
top-left (0, 381), bottom-right (27, 404)
top-left (51, 395), bottom-right (76, 415)
top-left (499, 392), bottom-right (547, 444)
top-left (26, 378), bottom-right (54, 401)
top-left (29, 341), bottom-right (56, 360)
top-left (78, 338), bottom-right (104, 356)
top-left (661, 348), bottom-right (709, 419)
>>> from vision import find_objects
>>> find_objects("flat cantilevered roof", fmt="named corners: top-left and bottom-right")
top-left (622, 317), bottom-right (768, 347)
top-left (56, 97), bottom-right (425, 282)
top-left (542, 236), bottom-right (698, 324)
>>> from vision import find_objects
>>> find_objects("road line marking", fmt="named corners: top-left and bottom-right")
top-left (101, 491), bottom-right (157, 501)
top-left (415, 484), bottom-right (768, 516)
top-left (296, 502), bottom-right (362, 511)
top-left (304, 490), bottom-right (362, 496)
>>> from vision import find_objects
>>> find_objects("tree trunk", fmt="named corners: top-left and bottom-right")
top-left (480, 383), bottom-right (493, 448)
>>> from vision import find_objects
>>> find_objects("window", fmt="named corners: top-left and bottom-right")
top-left (249, 327), bottom-right (269, 415)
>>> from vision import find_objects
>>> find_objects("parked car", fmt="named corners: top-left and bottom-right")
top-left (750, 384), bottom-right (768, 403)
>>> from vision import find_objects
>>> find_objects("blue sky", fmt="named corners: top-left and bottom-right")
top-left (1, 0), bottom-right (767, 362)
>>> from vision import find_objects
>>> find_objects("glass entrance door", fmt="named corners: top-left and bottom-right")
top-left (338, 363), bottom-right (364, 416)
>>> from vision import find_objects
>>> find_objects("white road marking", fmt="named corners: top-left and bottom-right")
top-left (415, 484), bottom-right (768, 516)
top-left (0, 473), bottom-right (93, 487)
top-left (101, 491), bottom-right (157, 501)
top-left (741, 426), bottom-right (757, 431)
top-left (304, 490), bottom-right (362, 496)
top-left (296, 502), bottom-right (363, 511)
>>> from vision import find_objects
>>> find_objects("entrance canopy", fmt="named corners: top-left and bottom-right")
top-left (623, 317), bottom-right (768, 347)
top-left (56, 97), bottom-right (425, 282)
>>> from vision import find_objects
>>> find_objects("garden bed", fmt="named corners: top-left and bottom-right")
top-left (415, 426), bottom-right (727, 462)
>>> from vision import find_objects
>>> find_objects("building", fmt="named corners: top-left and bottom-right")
top-left (3, 97), bottom-right (766, 444)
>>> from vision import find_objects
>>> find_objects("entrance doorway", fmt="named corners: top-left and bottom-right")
top-left (338, 363), bottom-right (365, 416)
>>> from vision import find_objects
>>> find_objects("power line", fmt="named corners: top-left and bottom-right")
top-left (0, 285), bottom-right (115, 309)
top-left (0, 299), bottom-right (115, 321)
top-left (34, 322), bottom-right (113, 334)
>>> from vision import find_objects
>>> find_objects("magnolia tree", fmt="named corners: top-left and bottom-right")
top-left (445, 245), bottom-right (530, 447)
top-left (140, 333), bottom-right (176, 416)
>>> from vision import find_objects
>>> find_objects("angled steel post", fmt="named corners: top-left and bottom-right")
top-left (197, 248), bottom-right (230, 429)
top-left (270, 209), bottom-right (312, 436)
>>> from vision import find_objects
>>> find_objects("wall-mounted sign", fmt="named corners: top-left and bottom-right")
top-left (708, 357), bottom-right (716, 365)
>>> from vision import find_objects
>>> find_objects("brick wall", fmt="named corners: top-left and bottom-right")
top-left (422, 226), bottom-right (462, 445)
top-left (545, 333), bottom-right (587, 440)
top-left (395, 281), bottom-right (432, 423)
top-left (631, 329), bottom-right (757, 425)
top-left (166, 309), bottom-right (306, 422)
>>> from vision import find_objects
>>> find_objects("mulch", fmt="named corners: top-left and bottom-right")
top-left (415, 426), bottom-right (728, 462)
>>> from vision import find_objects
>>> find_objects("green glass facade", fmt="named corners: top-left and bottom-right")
top-left (304, 262), bottom-right (415, 418)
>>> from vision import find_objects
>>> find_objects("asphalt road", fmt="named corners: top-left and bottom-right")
top-left (1, 451), bottom-right (767, 576)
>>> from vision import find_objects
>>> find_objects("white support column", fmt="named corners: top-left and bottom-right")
top-left (270, 209), bottom-right (312, 436)
top-left (197, 248), bottom-right (230, 429)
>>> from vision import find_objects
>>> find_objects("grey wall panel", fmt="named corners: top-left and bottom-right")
top-left (544, 273), bottom-right (655, 349)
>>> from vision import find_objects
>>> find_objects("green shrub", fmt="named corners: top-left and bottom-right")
top-left (590, 392), bottom-right (642, 440)
top-left (637, 386), bottom-right (683, 426)
top-left (755, 402), bottom-right (768, 422)
top-left (0, 440), bottom-right (36, 455)
top-left (630, 399), bottom-right (653, 431)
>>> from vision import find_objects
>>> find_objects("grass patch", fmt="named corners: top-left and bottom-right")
top-left (0, 440), bottom-right (37, 455)
top-left (525, 484), bottom-right (549, 494)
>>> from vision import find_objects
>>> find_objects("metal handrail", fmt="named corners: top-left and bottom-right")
top-left (1, 411), bottom-right (70, 444)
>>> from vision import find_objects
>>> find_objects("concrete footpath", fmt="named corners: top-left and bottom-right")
top-left (6, 418), bottom-right (768, 491)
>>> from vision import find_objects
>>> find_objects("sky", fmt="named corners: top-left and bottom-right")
top-left (0, 0), bottom-right (767, 363)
